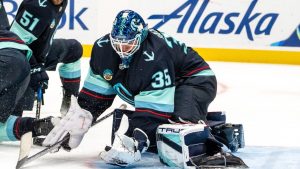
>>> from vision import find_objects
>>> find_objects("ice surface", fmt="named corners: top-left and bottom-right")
top-left (1, 59), bottom-right (300, 169)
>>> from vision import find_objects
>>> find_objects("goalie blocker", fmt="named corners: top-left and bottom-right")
top-left (156, 123), bottom-right (248, 168)
top-left (157, 123), bottom-right (218, 168)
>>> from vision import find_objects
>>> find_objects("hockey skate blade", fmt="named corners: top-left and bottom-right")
top-left (16, 132), bottom-right (33, 169)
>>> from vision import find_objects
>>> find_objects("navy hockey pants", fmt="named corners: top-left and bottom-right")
top-left (174, 75), bottom-right (217, 123)
top-left (0, 48), bottom-right (30, 123)
top-left (125, 75), bottom-right (217, 152)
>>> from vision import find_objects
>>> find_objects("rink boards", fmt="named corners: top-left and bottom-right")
top-left (3, 0), bottom-right (300, 64)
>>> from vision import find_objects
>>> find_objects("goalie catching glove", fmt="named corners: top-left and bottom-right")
top-left (99, 128), bottom-right (150, 167)
top-left (43, 96), bottom-right (93, 150)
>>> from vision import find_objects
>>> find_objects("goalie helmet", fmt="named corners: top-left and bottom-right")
top-left (110, 10), bottom-right (148, 68)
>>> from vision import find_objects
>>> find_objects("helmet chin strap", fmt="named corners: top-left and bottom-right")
top-left (119, 56), bottom-right (133, 70)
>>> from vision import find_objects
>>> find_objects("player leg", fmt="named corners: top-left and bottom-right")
top-left (11, 86), bottom-right (35, 116)
top-left (0, 0), bottom-right (10, 30)
top-left (45, 39), bottom-right (83, 116)
top-left (174, 76), bottom-right (244, 152)
top-left (0, 49), bottom-right (55, 141)
top-left (0, 49), bottom-right (30, 123)
top-left (173, 76), bottom-right (217, 123)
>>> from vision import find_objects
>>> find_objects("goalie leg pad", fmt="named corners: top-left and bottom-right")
top-left (156, 123), bottom-right (222, 169)
top-left (207, 111), bottom-right (226, 127)
top-left (133, 128), bottom-right (150, 153)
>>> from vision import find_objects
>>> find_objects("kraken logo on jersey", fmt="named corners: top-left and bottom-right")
top-left (103, 69), bottom-right (113, 81)
top-left (143, 51), bottom-right (154, 61)
top-left (113, 83), bottom-right (134, 105)
top-left (50, 19), bottom-right (56, 29)
top-left (97, 37), bottom-right (109, 47)
top-left (39, 0), bottom-right (47, 7)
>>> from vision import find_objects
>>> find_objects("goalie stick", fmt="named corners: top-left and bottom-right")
top-left (16, 104), bottom-right (127, 169)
